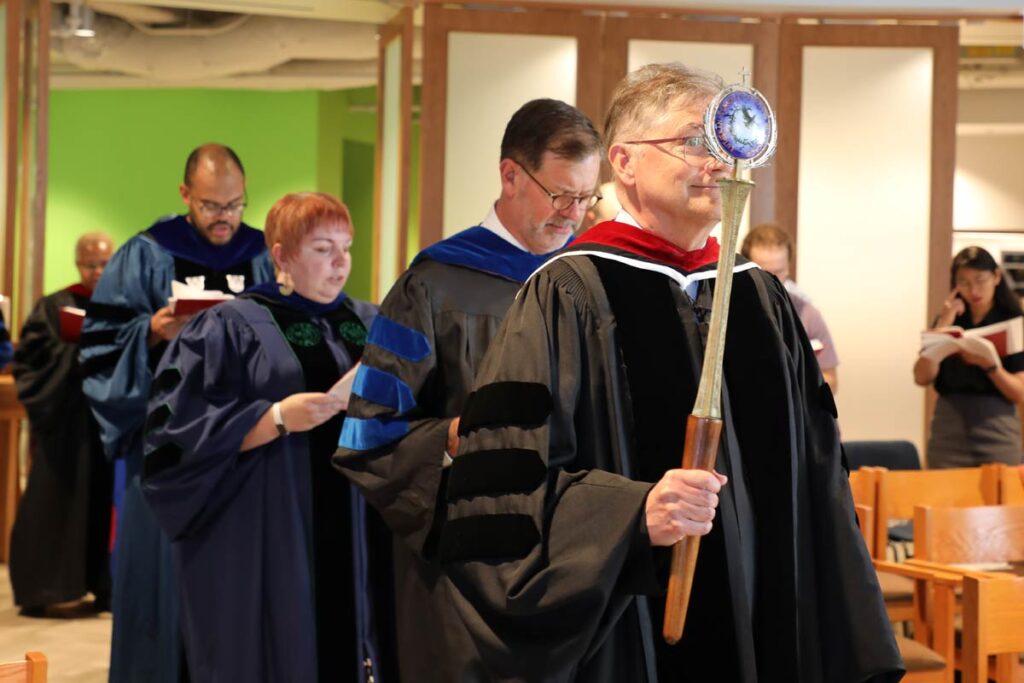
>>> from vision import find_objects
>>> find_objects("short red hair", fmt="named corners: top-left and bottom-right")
top-left (264, 192), bottom-right (353, 259)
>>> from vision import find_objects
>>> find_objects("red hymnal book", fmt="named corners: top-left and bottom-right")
top-left (59, 306), bottom-right (86, 342)
top-left (169, 296), bottom-right (232, 316)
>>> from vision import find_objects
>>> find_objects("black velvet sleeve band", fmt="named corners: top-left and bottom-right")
top-left (459, 381), bottom-right (552, 435)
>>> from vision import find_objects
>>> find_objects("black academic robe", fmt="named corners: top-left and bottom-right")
top-left (438, 223), bottom-right (904, 682)
top-left (9, 284), bottom-right (111, 609)
top-left (335, 226), bottom-right (565, 682)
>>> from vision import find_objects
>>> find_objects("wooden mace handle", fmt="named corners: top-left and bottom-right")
top-left (662, 413), bottom-right (723, 644)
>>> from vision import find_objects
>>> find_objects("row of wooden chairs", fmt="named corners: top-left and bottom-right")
top-left (849, 462), bottom-right (1024, 683)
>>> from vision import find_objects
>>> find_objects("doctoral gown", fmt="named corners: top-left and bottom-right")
top-left (335, 226), bottom-right (565, 682)
top-left (437, 221), bottom-right (904, 682)
top-left (79, 215), bottom-right (274, 683)
top-left (142, 288), bottom-right (387, 682)
top-left (10, 284), bottom-right (111, 609)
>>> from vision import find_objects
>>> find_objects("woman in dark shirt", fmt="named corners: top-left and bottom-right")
top-left (914, 246), bottom-right (1024, 468)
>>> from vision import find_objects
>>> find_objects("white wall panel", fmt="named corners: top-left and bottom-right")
top-left (797, 46), bottom-right (933, 454)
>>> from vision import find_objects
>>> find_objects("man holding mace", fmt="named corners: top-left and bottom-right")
top-left (436, 63), bottom-right (902, 681)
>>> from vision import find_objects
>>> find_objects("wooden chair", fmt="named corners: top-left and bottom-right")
top-left (874, 465), bottom-right (1002, 559)
top-left (913, 504), bottom-right (1024, 683)
top-left (914, 504), bottom-right (1024, 566)
top-left (871, 466), bottom-right (1000, 625)
top-left (856, 504), bottom-right (956, 683)
top-left (0, 651), bottom-right (47, 683)
top-left (961, 574), bottom-right (1024, 683)
top-left (996, 463), bottom-right (1024, 505)
top-left (853, 469), bottom-right (918, 624)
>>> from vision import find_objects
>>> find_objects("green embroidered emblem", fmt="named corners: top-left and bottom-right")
top-left (338, 320), bottom-right (367, 346)
top-left (284, 321), bottom-right (323, 347)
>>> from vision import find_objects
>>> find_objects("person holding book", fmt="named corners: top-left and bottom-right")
top-left (9, 232), bottom-right (114, 616)
top-left (914, 246), bottom-right (1024, 468)
top-left (141, 192), bottom-right (390, 682)
top-left (79, 144), bottom-right (274, 683)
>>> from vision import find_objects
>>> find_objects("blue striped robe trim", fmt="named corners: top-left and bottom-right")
top-left (352, 365), bottom-right (417, 413)
top-left (366, 315), bottom-right (431, 362)
top-left (339, 416), bottom-right (410, 451)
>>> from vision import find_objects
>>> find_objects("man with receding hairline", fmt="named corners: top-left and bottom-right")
top-left (10, 231), bottom-right (114, 617)
top-left (80, 144), bottom-right (273, 683)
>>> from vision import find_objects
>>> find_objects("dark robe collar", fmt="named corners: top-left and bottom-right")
top-left (145, 215), bottom-right (266, 272)
top-left (66, 283), bottom-right (93, 299)
top-left (568, 220), bottom-right (721, 273)
top-left (242, 281), bottom-right (349, 318)
top-left (411, 226), bottom-right (571, 284)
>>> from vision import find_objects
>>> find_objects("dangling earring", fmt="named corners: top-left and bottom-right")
top-left (278, 271), bottom-right (294, 296)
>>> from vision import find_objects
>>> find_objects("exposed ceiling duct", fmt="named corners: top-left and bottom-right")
top-left (50, 1), bottom-right (421, 90)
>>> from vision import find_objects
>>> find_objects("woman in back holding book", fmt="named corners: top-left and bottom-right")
top-left (914, 246), bottom-right (1024, 468)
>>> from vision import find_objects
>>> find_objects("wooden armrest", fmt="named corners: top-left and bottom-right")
top-left (905, 558), bottom-right (1006, 581)
top-left (874, 560), bottom-right (961, 586)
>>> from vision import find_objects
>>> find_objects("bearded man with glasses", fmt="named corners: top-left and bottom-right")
top-left (334, 98), bottom-right (602, 682)
top-left (80, 143), bottom-right (274, 683)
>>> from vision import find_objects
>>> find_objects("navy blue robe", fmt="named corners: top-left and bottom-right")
top-left (142, 292), bottom-right (386, 682)
top-left (79, 216), bottom-right (273, 683)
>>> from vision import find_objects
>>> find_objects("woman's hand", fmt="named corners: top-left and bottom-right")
top-left (958, 350), bottom-right (999, 369)
top-left (279, 392), bottom-right (346, 433)
top-left (936, 289), bottom-right (965, 328)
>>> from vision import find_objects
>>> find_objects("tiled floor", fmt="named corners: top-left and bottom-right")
top-left (0, 564), bottom-right (110, 682)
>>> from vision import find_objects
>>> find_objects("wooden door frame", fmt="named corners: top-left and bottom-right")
top-left (419, 3), bottom-right (604, 248)
top-left (774, 22), bottom-right (958, 295)
top-left (374, 7), bottom-right (413, 302)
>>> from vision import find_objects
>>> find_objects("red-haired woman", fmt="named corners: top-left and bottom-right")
top-left (141, 193), bottom-right (391, 682)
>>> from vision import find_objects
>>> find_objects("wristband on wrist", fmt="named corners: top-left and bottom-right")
top-left (272, 401), bottom-right (289, 436)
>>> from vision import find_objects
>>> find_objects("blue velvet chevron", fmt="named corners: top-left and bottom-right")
top-left (352, 365), bottom-right (416, 413)
top-left (366, 315), bottom-right (431, 362)
top-left (338, 416), bottom-right (410, 451)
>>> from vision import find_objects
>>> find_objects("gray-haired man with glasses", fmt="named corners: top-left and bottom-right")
top-left (80, 143), bottom-right (273, 683)
top-left (334, 98), bottom-right (602, 682)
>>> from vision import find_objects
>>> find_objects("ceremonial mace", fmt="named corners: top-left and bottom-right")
top-left (663, 75), bottom-right (777, 645)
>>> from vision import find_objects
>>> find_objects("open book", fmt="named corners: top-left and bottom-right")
top-left (327, 362), bottom-right (360, 409)
top-left (920, 315), bottom-right (1024, 365)
top-left (168, 280), bottom-right (234, 315)
top-left (59, 306), bottom-right (86, 343)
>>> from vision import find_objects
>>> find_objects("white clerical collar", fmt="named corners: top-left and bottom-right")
top-left (481, 204), bottom-right (531, 252)
top-left (612, 209), bottom-right (708, 250)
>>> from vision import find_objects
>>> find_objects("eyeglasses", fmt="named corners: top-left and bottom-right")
top-left (955, 273), bottom-right (996, 289)
top-left (622, 135), bottom-right (734, 167)
top-left (76, 261), bottom-right (109, 271)
top-left (514, 161), bottom-right (601, 211)
top-left (195, 199), bottom-right (247, 217)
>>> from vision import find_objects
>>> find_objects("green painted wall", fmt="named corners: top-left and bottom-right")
top-left (46, 89), bottom-right (320, 294)
top-left (46, 86), bottom-right (420, 303)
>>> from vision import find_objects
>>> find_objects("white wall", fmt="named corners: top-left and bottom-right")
top-left (797, 46), bottom-right (933, 454)
top-left (444, 33), bottom-right (576, 235)
top-left (955, 90), bottom-right (1024, 235)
